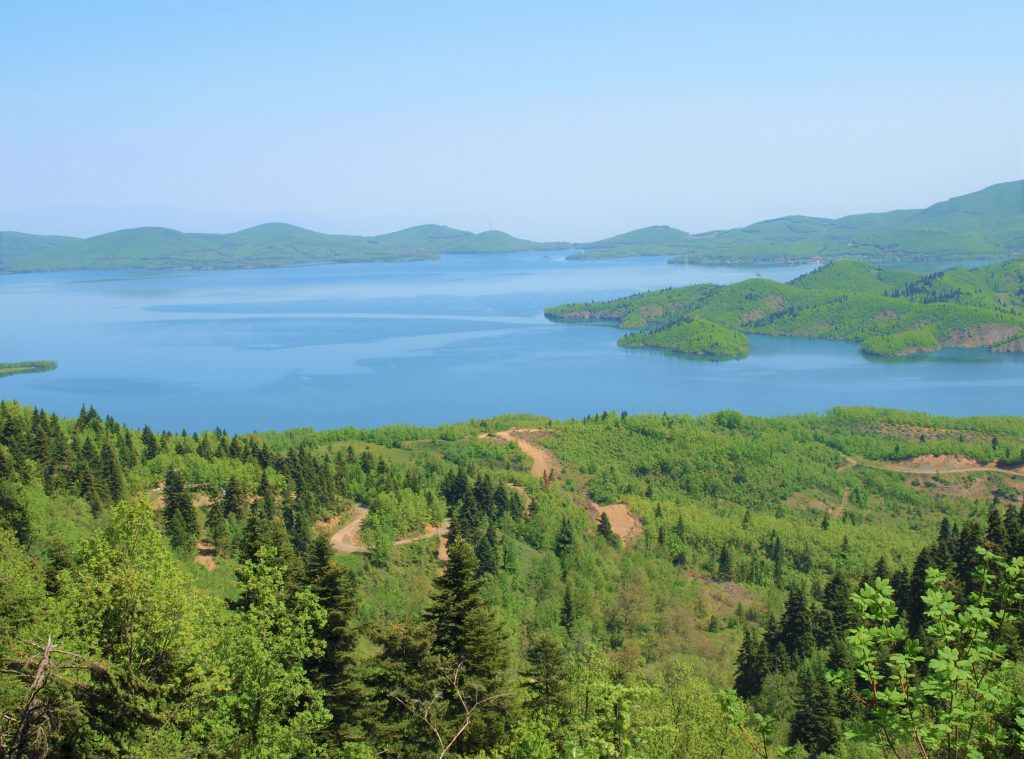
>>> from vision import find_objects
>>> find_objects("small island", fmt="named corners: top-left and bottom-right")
top-left (0, 360), bottom-right (58, 378)
top-left (618, 317), bottom-right (750, 358)
top-left (546, 258), bottom-right (1024, 359)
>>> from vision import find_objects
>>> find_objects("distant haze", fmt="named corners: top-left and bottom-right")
top-left (1, 2), bottom-right (1022, 239)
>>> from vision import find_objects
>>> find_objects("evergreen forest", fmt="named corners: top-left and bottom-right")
top-left (3, 401), bottom-right (1024, 756)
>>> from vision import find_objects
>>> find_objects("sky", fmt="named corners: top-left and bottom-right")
top-left (1, 1), bottom-right (1022, 240)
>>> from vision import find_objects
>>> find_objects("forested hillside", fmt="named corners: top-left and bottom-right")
top-left (547, 258), bottom-right (1024, 358)
top-left (2, 402), bottom-right (1024, 756)
top-left (569, 180), bottom-right (1024, 263)
top-left (0, 224), bottom-right (566, 272)
top-left (4, 181), bottom-right (1021, 273)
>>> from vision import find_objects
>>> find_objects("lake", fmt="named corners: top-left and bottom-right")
top-left (2, 253), bottom-right (1022, 432)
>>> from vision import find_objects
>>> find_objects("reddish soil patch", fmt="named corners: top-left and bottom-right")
top-left (589, 503), bottom-right (644, 544)
top-left (881, 454), bottom-right (992, 473)
top-left (195, 541), bottom-right (217, 570)
top-left (946, 324), bottom-right (1020, 348)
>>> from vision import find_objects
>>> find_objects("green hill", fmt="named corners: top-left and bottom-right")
top-left (570, 180), bottom-right (1024, 263)
top-left (0, 223), bottom-right (567, 272)
top-left (4, 180), bottom-right (1021, 272)
top-left (547, 258), bottom-right (1024, 358)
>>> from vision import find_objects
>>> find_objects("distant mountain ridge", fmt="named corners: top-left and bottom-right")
top-left (0, 223), bottom-right (568, 272)
top-left (2, 180), bottom-right (1021, 272)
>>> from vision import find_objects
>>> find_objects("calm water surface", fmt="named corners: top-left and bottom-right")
top-left (2, 253), bottom-right (1022, 431)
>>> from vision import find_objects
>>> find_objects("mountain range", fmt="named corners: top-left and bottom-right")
top-left (1, 180), bottom-right (1021, 272)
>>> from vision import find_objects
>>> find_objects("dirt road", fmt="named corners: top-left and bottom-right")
top-left (321, 506), bottom-right (450, 557)
top-left (488, 428), bottom-right (642, 544)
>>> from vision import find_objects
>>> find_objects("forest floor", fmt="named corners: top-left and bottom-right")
top-left (483, 428), bottom-right (644, 545)
top-left (195, 541), bottom-right (217, 570)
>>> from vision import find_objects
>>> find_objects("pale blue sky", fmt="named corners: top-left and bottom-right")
top-left (2, 1), bottom-right (1021, 239)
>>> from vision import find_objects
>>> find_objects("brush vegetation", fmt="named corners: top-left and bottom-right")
top-left (547, 258), bottom-right (1024, 358)
top-left (4, 400), bottom-right (1024, 755)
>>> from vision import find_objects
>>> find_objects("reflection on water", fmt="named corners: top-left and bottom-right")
top-left (1, 253), bottom-right (1022, 431)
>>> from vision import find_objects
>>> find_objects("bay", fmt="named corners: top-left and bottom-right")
top-left (1, 252), bottom-right (1022, 432)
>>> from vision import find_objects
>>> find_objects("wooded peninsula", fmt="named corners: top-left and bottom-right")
top-left (547, 258), bottom-right (1024, 358)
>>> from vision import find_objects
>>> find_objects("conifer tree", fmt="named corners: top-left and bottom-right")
top-left (205, 500), bottom-right (229, 553)
top-left (423, 537), bottom-right (511, 753)
top-left (597, 512), bottom-right (619, 547)
top-left (101, 439), bottom-right (125, 505)
top-left (717, 545), bottom-right (734, 580)
top-left (141, 425), bottom-right (159, 460)
top-left (779, 587), bottom-right (815, 663)
top-left (734, 627), bottom-right (768, 698)
top-left (222, 475), bottom-right (247, 516)
top-left (163, 467), bottom-right (196, 555)
top-left (788, 657), bottom-right (840, 757)
top-left (554, 518), bottom-right (574, 558)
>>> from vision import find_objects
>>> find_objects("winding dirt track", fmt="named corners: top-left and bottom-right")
top-left (836, 453), bottom-right (1024, 477)
top-left (331, 506), bottom-right (369, 553)
top-left (322, 506), bottom-right (450, 557)
top-left (486, 428), bottom-right (643, 544)
top-left (491, 429), bottom-right (560, 479)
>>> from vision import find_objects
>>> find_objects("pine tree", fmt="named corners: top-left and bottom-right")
top-left (163, 467), bottom-right (196, 555)
top-left (423, 537), bottom-right (511, 753)
top-left (597, 512), bottom-right (619, 547)
top-left (717, 545), bottom-right (734, 581)
top-left (788, 658), bottom-right (841, 757)
top-left (205, 501), bottom-right (229, 553)
top-left (821, 573), bottom-right (851, 632)
top-left (305, 533), bottom-right (361, 739)
top-left (141, 425), bottom-right (159, 460)
top-left (554, 518), bottom-right (574, 558)
top-left (734, 627), bottom-right (768, 698)
top-left (560, 584), bottom-right (576, 631)
top-left (779, 587), bottom-right (815, 663)
top-left (101, 439), bottom-right (126, 505)
top-left (524, 633), bottom-right (571, 718)
top-left (222, 476), bottom-right (247, 516)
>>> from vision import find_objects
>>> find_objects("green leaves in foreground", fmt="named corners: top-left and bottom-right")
top-left (842, 548), bottom-right (1024, 758)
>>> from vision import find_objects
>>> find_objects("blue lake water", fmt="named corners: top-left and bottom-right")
top-left (2, 252), bottom-right (1023, 432)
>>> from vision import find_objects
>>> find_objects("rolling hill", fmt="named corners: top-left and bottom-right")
top-left (570, 179), bottom-right (1024, 263)
top-left (546, 258), bottom-right (1024, 358)
top-left (0, 223), bottom-right (567, 272)
top-left (2, 180), bottom-right (1021, 271)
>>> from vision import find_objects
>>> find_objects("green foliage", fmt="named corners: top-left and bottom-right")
top-left (549, 257), bottom-right (1024, 359)
top-left (199, 548), bottom-right (331, 757)
top-left (5, 400), bottom-right (1024, 756)
top-left (843, 550), bottom-right (1024, 757)
top-left (619, 316), bottom-right (750, 358)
